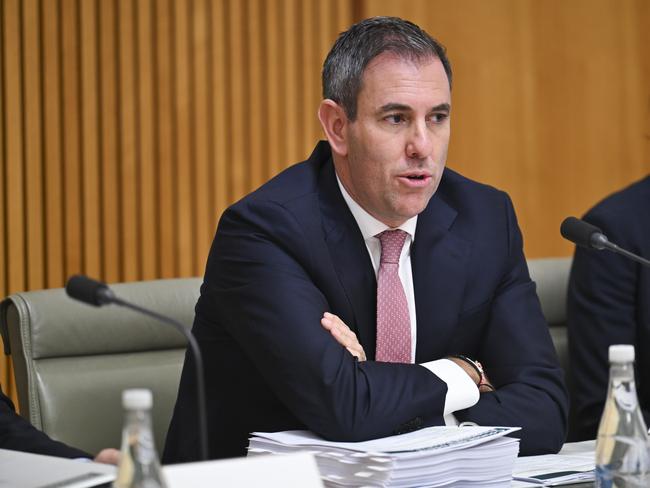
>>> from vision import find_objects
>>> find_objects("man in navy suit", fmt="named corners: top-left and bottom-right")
top-left (568, 175), bottom-right (650, 440)
top-left (164, 16), bottom-right (567, 462)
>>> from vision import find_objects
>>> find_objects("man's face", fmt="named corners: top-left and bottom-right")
top-left (336, 53), bottom-right (451, 228)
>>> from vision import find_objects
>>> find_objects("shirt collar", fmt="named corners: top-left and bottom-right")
top-left (336, 174), bottom-right (417, 241)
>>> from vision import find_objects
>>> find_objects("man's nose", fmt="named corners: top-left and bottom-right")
top-left (405, 122), bottom-right (433, 159)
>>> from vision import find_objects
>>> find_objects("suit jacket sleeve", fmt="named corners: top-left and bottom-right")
top-left (0, 385), bottom-right (90, 458)
top-left (197, 198), bottom-right (448, 443)
top-left (451, 192), bottom-right (568, 454)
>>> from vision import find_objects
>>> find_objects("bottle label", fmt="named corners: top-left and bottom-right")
top-left (614, 383), bottom-right (639, 412)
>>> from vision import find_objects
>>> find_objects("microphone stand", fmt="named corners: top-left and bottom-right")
top-left (109, 296), bottom-right (209, 461)
top-left (600, 241), bottom-right (650, 268)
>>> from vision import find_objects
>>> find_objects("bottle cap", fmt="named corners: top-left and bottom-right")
top-left (609, 344), bottom-right (635, 363)
top-left (122, 388), bottom-right (153, 409)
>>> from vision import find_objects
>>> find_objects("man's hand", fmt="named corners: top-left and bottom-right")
top-left (94, 448), bottom-right (120, 465)
top-left (321, 312), bottom-right (366, 362)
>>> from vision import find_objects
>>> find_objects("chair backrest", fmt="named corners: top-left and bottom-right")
top-left (526, 257), bottom-right (572, 376)
top-left (0, 277), bottom-right (201, 456)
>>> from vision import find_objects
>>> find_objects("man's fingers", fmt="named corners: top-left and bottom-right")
top-left (321, 312), bottom-right (366, 361)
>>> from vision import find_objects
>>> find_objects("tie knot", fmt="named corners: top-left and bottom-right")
top-left (377, 229), bottom-right (408, 264)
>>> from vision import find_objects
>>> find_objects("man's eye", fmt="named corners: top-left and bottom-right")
top-left (430, 113), bottom-right (449, 124)
top-left (385, 114), bottom-right (404, 124)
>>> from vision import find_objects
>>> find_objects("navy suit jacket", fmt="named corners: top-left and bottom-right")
top-left (163, 141), bottom-right (568, 462)
top-left (0, 384), bottom-right (89, 458)
top-left (568, 175), bottom-right (650, 441)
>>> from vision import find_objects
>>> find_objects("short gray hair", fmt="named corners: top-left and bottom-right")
top-left (322, 16), bottom-right (452, 120)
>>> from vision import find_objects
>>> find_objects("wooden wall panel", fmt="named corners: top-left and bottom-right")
top-left (3, 0), bottom-right (645, 406)
top-left (0, 0), bottom-right (351, 403)
top-left (365, 0), bottom-right (650, 257)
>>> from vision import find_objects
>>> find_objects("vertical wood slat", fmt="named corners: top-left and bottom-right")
top-left (0, 0), bottom-right (8, 389)
top-left (42, 0), bottom-right (64, 288)
top-left (227, 0), bottom-right (247, 199)
top-left (1, 0), bottom-right (24, 404)
top-left (99, 0), bottom-right (120, 283)
top-left (192, 0), bottom-right (211, 275)
top-left (0, 0), bottom-right (5, 300)
top-left (118, 0), bottom-right (139, 281)
top-left (173, 0), bottom-right (193, 277)
top-left (61, 0), bottom-right (82, 277)
top-left (210, 0), bottom-right (229, 222)
top-left (80, 0), bottom-right (101, 279)
top-left (23, 0), bottom-right (45, 291)
top-left (300, 1), bottom-right (318, 156)
top-left (154, 0), bottom-right (176, 278)
top-left (247, 0), bottom-right (264, 191)
top-left (282, 0), bottom-right (299, 164)
top-left (4, 0), bottom-right (26, 295)
top-left (137, 0), bottom-right (157, 280)
top-left (264, 0), bottom-right (283, 178)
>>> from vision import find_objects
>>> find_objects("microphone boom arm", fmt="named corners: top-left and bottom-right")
top-left (109, 296), bottom-right (209, 461)
top-left (602, 241), bottom-right (650, 268)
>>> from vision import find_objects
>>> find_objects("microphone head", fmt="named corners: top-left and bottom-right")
top-left (66, 275), bottom-right (115, 306)
top-left (560, 216), bottom-right (605, 249)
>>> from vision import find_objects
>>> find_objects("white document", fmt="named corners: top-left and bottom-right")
top-left (0, 448), bottom-right (115, 488)
top-left (163, 451), bottom-right (323, 488)
top-left (512, 440), bottom-right (595, 486)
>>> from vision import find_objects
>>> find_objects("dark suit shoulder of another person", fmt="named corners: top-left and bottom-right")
top-left (0, 384), bottom-right (90, 458)
top-left (567, 175), bottom-right (650, 441)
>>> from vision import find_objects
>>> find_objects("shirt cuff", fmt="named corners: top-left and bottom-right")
top-left (421, 358), bottom-right (480, 416)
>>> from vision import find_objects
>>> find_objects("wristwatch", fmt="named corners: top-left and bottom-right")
top-left (451, 355), bottom-right (494, 391)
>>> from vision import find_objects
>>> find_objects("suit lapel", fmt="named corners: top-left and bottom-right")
top-left (318, 160), bottom-right (378, 358)
top-left (412, 193), bottom-right (471, 362)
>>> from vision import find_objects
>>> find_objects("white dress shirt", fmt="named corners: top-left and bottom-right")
top-left (336, 176), bottom-right (479, 424)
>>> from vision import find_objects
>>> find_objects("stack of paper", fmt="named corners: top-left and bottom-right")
top-left (248, 426), bottom-right (520, 487)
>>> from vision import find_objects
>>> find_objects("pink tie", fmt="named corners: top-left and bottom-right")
top-left (375, 229), bottom-right (412, 363)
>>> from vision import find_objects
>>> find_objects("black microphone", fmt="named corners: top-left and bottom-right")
top-left (66, 275), bottom-right (209, 461)
top-left (560, 217), bottom-right (650, 268)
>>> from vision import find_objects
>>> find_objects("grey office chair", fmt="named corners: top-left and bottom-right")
top-left (527, 257), bottom-right (572, 375)
top-left (0, 277), bottom-right (201, 456)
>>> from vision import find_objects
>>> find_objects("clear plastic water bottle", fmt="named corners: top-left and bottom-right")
top-left (595, 345), bottom-right (650, 487)
top-left (113, 389), bottom-right (168, 488)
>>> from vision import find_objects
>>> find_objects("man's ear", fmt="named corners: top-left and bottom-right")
top-left (318, 99), bottom-right (349, 157)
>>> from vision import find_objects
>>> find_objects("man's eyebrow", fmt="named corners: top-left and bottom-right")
top-left (432, 103), bottom-right (451, 113)
top-left (378, 103), bottom-right (412, 113)
top-left (378, 102), bottom-right (451, 113)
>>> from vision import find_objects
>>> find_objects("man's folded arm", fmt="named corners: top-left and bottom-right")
top-left (456, 195), bottom-right (568, 455)
top-left (198, 201), bottom-right (450, 442)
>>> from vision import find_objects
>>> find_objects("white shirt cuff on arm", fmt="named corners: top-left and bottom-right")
top-left (421, 358), bottom-right (480, 424)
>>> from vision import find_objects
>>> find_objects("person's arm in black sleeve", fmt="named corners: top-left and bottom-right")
top-left (567, 209), bottom-right (641, 441)
top-left (0, 384), bottom-right (91, 459)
